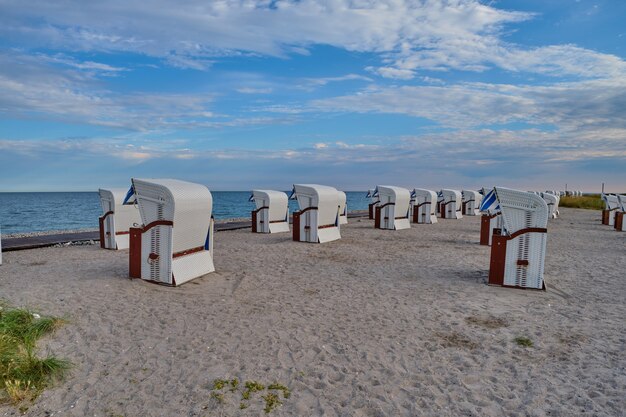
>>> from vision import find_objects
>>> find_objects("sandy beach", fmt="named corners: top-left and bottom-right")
top-left (0, 207), bottom-right (624, 417)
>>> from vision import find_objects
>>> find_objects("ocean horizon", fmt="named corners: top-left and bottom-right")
top-left (0, 191), bottom-right (371, 235)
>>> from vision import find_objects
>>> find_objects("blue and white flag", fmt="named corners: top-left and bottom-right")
top-left (479, 188), bottom-right (500, 213)
top-left (122, 185), bottom-right (136, 205)
top-left (288, 186), bottom-right (297, 200)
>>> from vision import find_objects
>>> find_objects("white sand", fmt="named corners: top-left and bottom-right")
top-left (0, 208), bottom-right (624, 416)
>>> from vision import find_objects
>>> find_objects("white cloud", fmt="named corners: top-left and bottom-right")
top-left (2, 0), bottom-right (622, 79)
top-left (302, 73), bottom-right (373, 87)
top-left (307, 77), bottom-right (626, 130)
top-left (236, 87), bottom-right (274, 94)
top-left (368, 66), bottom-right (415, 79)
top-left (2, 126), bottom-right (623, 190)
top-left (0, 51), bottom-right (305, 130)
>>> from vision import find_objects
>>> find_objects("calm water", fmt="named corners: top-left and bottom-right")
top-left (0, 191), bottom-right (370, 234)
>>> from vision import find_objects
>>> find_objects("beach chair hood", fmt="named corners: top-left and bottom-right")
top-left (98, 188), bottom-right (141, 250)
top-left (250, 190), bottom-right (290, 233)
top-left (129, 178), bottom-right (214, 285)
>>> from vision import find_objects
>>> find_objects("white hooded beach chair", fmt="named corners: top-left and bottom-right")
top-left (338, 191), bottom-right (348, 225)
top-left (366, 189), bottom-right (379, 220)
top-left (373, 186), bottom-right (411, 230)
top-left (436, 191), bottom-right (444, 216)
top-left (614, 194), bottom-right (626, 231)
top-left (601, 193), bottom-right (619, 226)
top-left (98, 188), bottom-right (141, 250)
top-left (479, 188), bottom-right (502, 246)
top-left (249, 190), bottom-right (289, 234)
top-left (541, 192), bottom-right (559, 219)
top-left (440, 189), bottom-right (463, 219)
top-left (290, 184), bottom-right (341, 243)
top-left (488, 187), bottom-right (549, 289)
top-left (462, 190), bottom-right (482, 216)
top-left (128, 178), bottom-right (214, 286)
top-left (410, 189), bottom-right (438, 224)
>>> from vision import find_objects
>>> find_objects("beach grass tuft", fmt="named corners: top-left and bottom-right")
top-left (209, 377), bottom-right (290, 413)
top-left (559, 195), bottom-right (603, 210)
top-left (0, 304), bottom-right (71, 405)
top-left (262, 392), bottom-right (283, 413)
top-left (267, 382), bottom-right (291, 399)
top-left (210, 391), bottom-right (225, 403)
top-left (514, 336), bottom-right (534, 347)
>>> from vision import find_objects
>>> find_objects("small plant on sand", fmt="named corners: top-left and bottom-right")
top-left (244, 380), bottom-right (265, 392)
top-left (262, 392), bottom-right (283, 413)
top-left (209, 377), bottom-right (291, 413)
top-left (212, 378), bottom-right (229, 390)
top-left (267, 382), bottom-right (291, 399)
top-left (210, 391), bottom-right (225, 403)
top-left (514, 336), bottom-right (534, 347)
top-left (229, 377), bottom-right (239, 392)
top-left (0, 304), bottom-right (71, 406)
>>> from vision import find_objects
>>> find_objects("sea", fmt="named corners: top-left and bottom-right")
top-left (0, 191), bottom-right (370, 235)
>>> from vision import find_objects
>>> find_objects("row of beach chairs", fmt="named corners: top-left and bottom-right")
top-left (97, 179), bottom-right (554, 292)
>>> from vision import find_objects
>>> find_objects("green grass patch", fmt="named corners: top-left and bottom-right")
top-left (0, 303), bottom-right (71, 406)
top-left (514, 336), bottom-right (534, 348)
top-left (262, 392), bottom-right (282, 413)
top-left (209, 377), bottom-right (291, 414)
top-left (559, 195), bottom-right (604, 210)
top-left (267, 382), bottom-right (291, 399)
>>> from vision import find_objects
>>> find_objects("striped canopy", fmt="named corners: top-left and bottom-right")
top-left (479, 188), bottom-right (500, 213)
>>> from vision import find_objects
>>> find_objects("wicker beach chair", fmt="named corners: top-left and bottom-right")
top-left (128, 178), bottom-right (215, 286)
top-left (290, 184), bottom-right (341, 243)
top-left (440, 189), bottom-right (463, 219)
top-left (601, 193), bottom-right (619, 226)
top-left (98, 188), bottom-right (141, 250)
top-left (478, 188), bottom-right (502, 246)
top-left (366, 189), bottom-right (379, 220)
top-left (338, 191), bottom-right (348, 225)
top-left (462, 190), bottom-right (482, 216)
top-left (410, 189), bottom-right (438, 224)
top-left (541, 192), bottom-right (559, 219)
top-left (249, 190), bottom-right (290, 234)
top-left (373, 186), bottom-right (411, 230)
top-left (614, 194), bottom-right (626, 231)
top-left (488, 187), bottom-right (549, 289)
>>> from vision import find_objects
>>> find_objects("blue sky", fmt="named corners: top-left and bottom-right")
top-left (0, 0), bottom-right (625, 192)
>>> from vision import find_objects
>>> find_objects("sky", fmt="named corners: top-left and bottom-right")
top-left (0, 0), bottom-right (625, 192)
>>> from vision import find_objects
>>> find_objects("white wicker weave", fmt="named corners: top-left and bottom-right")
top-left (491, 187), bottom-right (549, 289)
top-left (440, 189), bottom-right (463, 219)
top-left (131, 178), bottom-right (214, 286)
top-left (98, 188), bottom-right (141, 250)
top-left (541, 192), bottom-right (559, 219)
top-left (410, 189), bottom-right (438, 224)
top-left (462, 190), bottom-right (482, 216)
top-left (602, 194), bottom-right (619, 226)
top-left (250, 190), bottom-right (289, 233)
top-left (291, 184), bottom-right (341, 243)
top-left (374, 186), bottom-right (411, 230)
